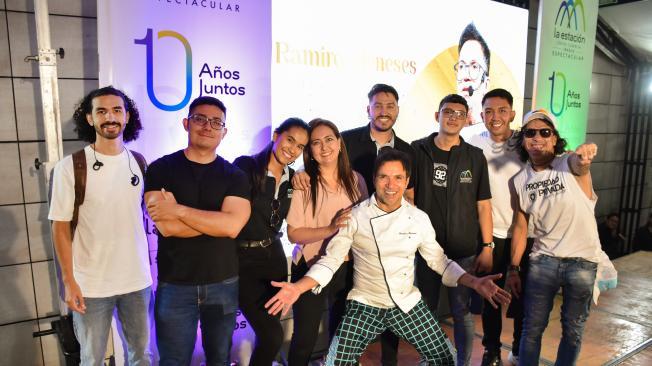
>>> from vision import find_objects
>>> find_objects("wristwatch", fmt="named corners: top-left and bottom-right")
top-left (482, 241), bottom-right (495, 249)
top-left (508, 265), bottom-right (521, 272)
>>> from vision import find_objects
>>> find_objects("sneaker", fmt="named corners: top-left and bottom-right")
top-left (508, 351), bottom-right (519, 365)
top-left (481, 349), bottom-right (503, 366)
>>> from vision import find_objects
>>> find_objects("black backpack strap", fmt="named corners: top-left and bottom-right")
top-left (71, 149), bottom-right (87, 238)
top-left (130, 150), bottom-right (148, 177)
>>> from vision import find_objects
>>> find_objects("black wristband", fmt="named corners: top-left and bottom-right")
top-left (508, 265), bottom-right (521, 272)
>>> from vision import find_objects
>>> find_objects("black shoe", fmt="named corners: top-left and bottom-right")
top-left (480, 349), bottom-right (503, 366)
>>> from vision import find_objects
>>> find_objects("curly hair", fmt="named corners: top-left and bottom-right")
top-left (511, 119), bottom-right (568, 163)
top-left (72, 86), bottom-right (143, 142)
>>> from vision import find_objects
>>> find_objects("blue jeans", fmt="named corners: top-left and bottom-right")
top-left (73, 286), bottom-right (152, 366)
top-left (155, 277), bottom-right (238, 366)
top-left (447, 255), bottom-right (475, 366)
top-left (519, 255), bottom-right (597, 366)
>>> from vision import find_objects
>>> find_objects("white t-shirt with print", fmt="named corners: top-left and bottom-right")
top-left (513, 153), bottom-right (600, 262)
top-left (48, 145), bottom-right (152, 297)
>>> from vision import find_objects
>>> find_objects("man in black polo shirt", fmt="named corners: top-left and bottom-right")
top-left (145, 96), bottom-right (251, 365)
top-left (341, 83), bottom-right (416, 200)
top-left (411, 94), bottom-right (493, 366)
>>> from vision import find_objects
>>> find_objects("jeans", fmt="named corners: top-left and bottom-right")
top-left (155, 278), bottom-right (238, 366)
top-left (73, 286), bottom-right (152, 366)
top-left (519, 254), bottom-right (597, 366)
top-left (447, 256), bottom-right (476, 366)
top-left (416, 253), bottom-right (475, 366)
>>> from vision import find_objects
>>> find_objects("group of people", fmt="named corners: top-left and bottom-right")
top-left (49, 82), bottom-right (606, 366)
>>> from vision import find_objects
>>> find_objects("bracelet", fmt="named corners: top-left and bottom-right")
top-left (508, 265), bottom-right (521, 272)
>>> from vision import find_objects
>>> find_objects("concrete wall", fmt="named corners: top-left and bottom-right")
top-left (1, 1), bottom-right (97, 364)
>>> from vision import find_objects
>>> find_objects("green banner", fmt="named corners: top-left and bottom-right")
top-left (533, 0), bottom-right (599, 149)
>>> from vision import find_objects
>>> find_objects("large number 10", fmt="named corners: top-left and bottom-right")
top-left (134, 28), bottom-right (193, 111)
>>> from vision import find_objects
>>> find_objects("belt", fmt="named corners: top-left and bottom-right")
top-left (238, 238), bottom-right (274, 248)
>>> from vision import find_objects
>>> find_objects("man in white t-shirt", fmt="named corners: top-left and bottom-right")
top-left (49, 86), bottom-right (152, 365)
top-left (468, 88), bottom-right (525, 366)
top-left (506, 109), bottom-right (600, 365)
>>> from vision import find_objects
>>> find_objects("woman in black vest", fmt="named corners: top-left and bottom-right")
top-left (233, 118), bottom-right (309, 366)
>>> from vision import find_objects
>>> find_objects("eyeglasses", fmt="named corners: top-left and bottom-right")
top-left (188, 114), bottom-right (226, 130)
top-left (441, 108), bottom-right (467, 120)
top-left (270, 199), bottom-right (281, 227)
top-left (453, 61), bottom-right (487, 81)
top-left (523, 128), bottom-right (553, 138)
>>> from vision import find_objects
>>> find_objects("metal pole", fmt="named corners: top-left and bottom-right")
top-left (29, 2), bottom-right (81, 364)
top-left (33, 0), bottom-right (66, 311)
top-left (34, 0), bottom-right (64, 169)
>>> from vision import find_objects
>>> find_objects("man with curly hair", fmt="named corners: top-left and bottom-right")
top-left (507, 109), bottom-right (601, 365)
top-left (48, 86), bottom-right (152, 365)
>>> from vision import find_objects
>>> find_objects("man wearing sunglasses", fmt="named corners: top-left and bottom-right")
top-left (144, 96), bottom-right (251, 365)
top-left (411, 94), bottom-right (494, 366)
top-left (507, 109), bottom-right (601, 365)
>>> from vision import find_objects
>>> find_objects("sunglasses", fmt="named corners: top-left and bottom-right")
top-left (270, 199), bottom-right (281, 227)
top-left (523, 128), bottom-right (553, 138)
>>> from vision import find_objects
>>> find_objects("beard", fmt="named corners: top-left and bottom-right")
top-left (94, 122), bottom-right (123, 140)
top-left (370, 116), bottom-right (396, 132)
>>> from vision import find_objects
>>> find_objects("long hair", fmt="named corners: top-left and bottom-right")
top-left (250, 118), bottom-right (309, 200)
top-left (512, 120), bottom-right (568, 162)
top-left (72, 86), bottom-right (142, 142)
top-left (303, 118), bottom-right (360, 217)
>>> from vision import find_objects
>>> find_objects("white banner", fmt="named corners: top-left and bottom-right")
top-left (272, 0), bottom-right (529, 142)
top-left (98, 0), bottom-right (271, 163)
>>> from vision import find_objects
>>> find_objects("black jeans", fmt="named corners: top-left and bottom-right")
top-left (288, 258), bottom-right (352, 366)
top-left (238, 240), bottom-right (288, 366)
top-left (480, 237), bottom-right (509, 353)
top-left (481, 237), bottom-right (533, 355)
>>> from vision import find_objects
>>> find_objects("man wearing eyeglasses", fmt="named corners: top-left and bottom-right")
top-left (411, 94), bottom-right (494, 366)
top-left (455, 22), bottom-right (491, 140)
top-left (506, 110), bottom-right (601, 365)
top-left (144, 96), bottom-right (251, 365)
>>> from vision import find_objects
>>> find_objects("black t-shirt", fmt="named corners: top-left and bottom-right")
top-left (429, 142), bottom-right (450, 245)
top-left (145, 150), bottom-right (250, 285)
top-left (233, 155), bottom-right (293, 241)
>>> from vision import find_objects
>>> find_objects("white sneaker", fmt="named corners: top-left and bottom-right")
top-left (508, 351), bottom-right (519, 365)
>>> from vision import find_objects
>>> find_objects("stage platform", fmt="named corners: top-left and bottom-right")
top-left (359, 251), bottom-right (652, 365)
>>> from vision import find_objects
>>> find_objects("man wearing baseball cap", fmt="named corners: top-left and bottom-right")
top-left (506, 109), bottom-right (602, 365)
